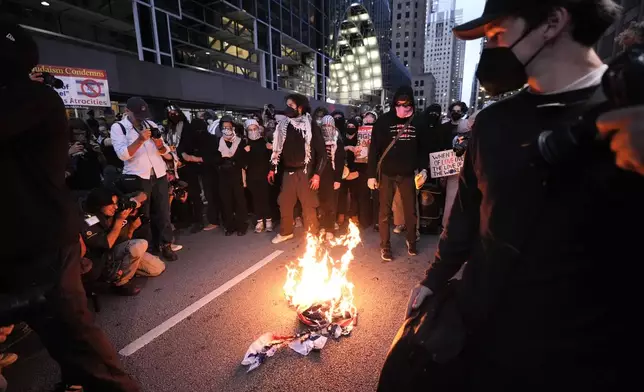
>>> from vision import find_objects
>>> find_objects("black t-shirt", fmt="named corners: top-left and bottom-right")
top-left (246, 138), bottom-right (271, 181)
top-left (281, 125), bottom-right (307, 170)
top-left (2, 79), bottom-right (80, 261)
top-left (422, 86), bottom-right (644, 363)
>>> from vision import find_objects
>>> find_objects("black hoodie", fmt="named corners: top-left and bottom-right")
top-left (367, 86), bottom-right (428, 179)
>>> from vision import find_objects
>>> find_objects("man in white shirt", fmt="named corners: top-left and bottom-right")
top-left (110, 97), bottom-right (178, 261)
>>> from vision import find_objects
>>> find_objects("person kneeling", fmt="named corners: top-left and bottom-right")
top-left (82, 187), bottom-right (166, 296)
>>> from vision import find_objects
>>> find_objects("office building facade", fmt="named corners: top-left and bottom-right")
top-left (424, 4), bottom-right (465, 112)
top-left (2, 0), bottom-right (351, 113)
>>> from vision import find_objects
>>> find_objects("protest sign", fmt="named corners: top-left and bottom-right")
top-left (429, 149), bottom-right (465, 178)
top-left (354, 125), bottom-right (372, 164)
top-left (33, 65), bottom-right (111, 107)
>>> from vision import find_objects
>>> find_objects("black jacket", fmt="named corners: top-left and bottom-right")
top-left (422, 87), bottom-right (644, 367)
top-left (2, 78), bottom-right (80, 263)
top-left (321, 138), bottom-right (347, 183)
top-left (245, 138), bottom-right (271, 181)
top-left (177, 128), bottom-right (219, 169)
top-left (273, 119), bottom-right (327, 177)
top-left (367, 86), bottom-right (429, 178)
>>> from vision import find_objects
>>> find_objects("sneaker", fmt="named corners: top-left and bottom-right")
top-left (393, 224), bottom-right (406, 234)
top-left (0, 352), bottom-right (17, 368)
top-left (54, 383), bottom-right (84, 392)
top-left (381, 248), bottom-right (393, 262)
top-left (190, 223), bottom-right (204, 233)
top-left (272, 233), bottom-right (294, 244)
top-left (161, 244), bottom-right (179, 261)
top-left (407, 240), bottom-right (418, 256)
top-left (255, 221), bottom-right (265, 233)
top-left (295, 217), bottom-right (303, 228)
top-left (203, 224), bottom-right (219, 231)
top-left (265, 219), bottom-right (274, 232)
top-left (170, 244), bottom-right (183, 252)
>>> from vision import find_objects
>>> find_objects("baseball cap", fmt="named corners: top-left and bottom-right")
top-left (453, 0), bottom-right (550, 40)
top-left (126, 97), bottom-right (150, 120)
top-left (0, 18), bottom-right (39, 75)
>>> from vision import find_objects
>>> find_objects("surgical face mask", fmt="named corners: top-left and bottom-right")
top-left (222, 126), bottom-right (235, 140)
top-left (284, 107), bottom-right (299, 118)
top-left (395, 102), bottom-right (414, 118)
top-left (247, 126), bottom-right (261, 141)
top-left (476, 27), bottom-right (549, 96)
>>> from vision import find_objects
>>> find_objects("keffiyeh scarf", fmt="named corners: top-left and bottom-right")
top-left (270, 113), bottom-right (313, 173)
top-left (219, 136), bottom-right (241, 158)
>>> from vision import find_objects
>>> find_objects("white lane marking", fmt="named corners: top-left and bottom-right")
top-left (119, 250), bottom-right (284, 356)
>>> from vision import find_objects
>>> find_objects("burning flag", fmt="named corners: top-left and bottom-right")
top-left (242, 222), bottom-right (362, 372)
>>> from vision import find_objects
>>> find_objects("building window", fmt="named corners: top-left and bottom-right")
top-left (396, 32), bottom-right (401, 38)
top-left (404, 42), bottom-right (408, 48)
top-left (415, 2), bottom-right (418, 8)
top-left (396, 42), bottom-right (400, 48)
top-left (414, 90), bottom-right (418, 96)
top-left (404, 51), bottom-right (408, 57)
top-left (420, 90), bottom-right (424, 96)
top-left (412, 51), bottom-right (415, 57)
top-left (420, 80), bottom-right (424, 86)
top-left (396, 52), bottom-right (400, 56)
top-left (414, 80), bottom-right (419, 87)
top-left (404, 61), bottom-right (408, 66)
top-left (397, 3), bottom-right (402, 9)
top-left (405, 32), bottom-right (409, 38)
top-left (405, 11), bottom-right (410, 18)
top-left (397, 13), bottom-right (401, 20)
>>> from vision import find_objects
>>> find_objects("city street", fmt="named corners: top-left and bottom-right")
top-left (4, 226), bottom-right (438, 392)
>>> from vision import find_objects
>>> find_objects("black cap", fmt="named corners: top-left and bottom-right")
top-left (453, 0), bottom-right (541, 40)
top-left (0, 18), bottom-right (39, 75)
top-left (126, 97), bottom-right (150, 121)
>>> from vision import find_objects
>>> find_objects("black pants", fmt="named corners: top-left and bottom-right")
top-left (1, 243), bottom-right (139, 391)
top-left (379, 174), bottom-right (417, 249)
top-left (338, 173), bottom-right (371, 225)
top-left (318, 170), bottom-right (338, 232)
top-left (247, 178), bottom-right (271, 220)
top-left (180, 165), bottom-right (220, 226)
top-left (278, 169), bottom-right (319, 236)
top-left (219, 167), bottom-right (248, 232)
top-left (140, 174), bottom-right (173, 248)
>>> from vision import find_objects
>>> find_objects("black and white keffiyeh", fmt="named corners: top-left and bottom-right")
top-left (270, 113), bottom-right (313, 173)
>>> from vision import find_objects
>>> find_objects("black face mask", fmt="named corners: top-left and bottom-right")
top-left (346, 127), bottom-right (357, 135)
top-left (476, 28), bottom-right (547, 96)
top-left (284, 107), bottom-right (299, 118)
top-left (450, 112), bottom-right (463, 122)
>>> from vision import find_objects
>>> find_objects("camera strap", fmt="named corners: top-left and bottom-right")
top-left (117, 122), bottom-right (127, 136)
top-left (377, 115), bottom-right (414, 183)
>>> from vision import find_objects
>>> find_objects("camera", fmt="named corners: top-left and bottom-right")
top-left (170, 180), bottom-right (188, 201)
top-left (453, 134), bottom-right (470, 158)
top-left (142, 120), bottom-right (162, 139)
top-left (537, 44), bottom-right (644, 165)
top-left (117, 198), bottom-right (137, 212)
top-left (41, 72), bottom-right (64, 89)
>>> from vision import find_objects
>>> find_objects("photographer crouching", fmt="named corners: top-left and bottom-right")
top-left (82, 188), bottom-right (165, 296)
top-left (0, 20), bottom-right (139, 391)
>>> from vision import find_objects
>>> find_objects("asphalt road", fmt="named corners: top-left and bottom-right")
top-left (4, 226), bottom-right (438, 392)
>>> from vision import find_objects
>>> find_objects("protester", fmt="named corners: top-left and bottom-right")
top-left (1, 20), bottom-right (139, 391)
top-left (244, 118), bottom-right (274, 233)
top-left (269, 94), bottom-right (327, 244)
top-left (398, 1), bottom-right (643, 390)
top-left (110, 97), bottom-right (178, 261)
top-left (66, 118), bottom-right (106, 192)
top-left (180, 118), bottom-right (221, 231)
top-left (616, 20), bottom-right (643, 50)
top-left (203, 109), bottom-right (221, 137)
top-left (367, 86), bottom-right (429, 261)
top-left (339, 118), bottom-right (371, 227)
top-left (331, 110), bottom-right (347, 137)
top-left (313, 107), bottom-right (329, 126)
top-left (217, 116), bottom-right (249, 236)
top-left (318, 116), bottom-right (346, 238)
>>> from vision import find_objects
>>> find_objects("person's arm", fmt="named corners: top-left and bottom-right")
top-left (236, 139), bottom-right (249, 167)
top-left (311, 124), bottom-right (328, 175)
top-left (110, 122), bottom-right (147, 161)
top-left (367, 123), bottom-right (382, 179)
top-left (334, 139), bottom-right (346, 183)
top-left (106, 210), bottom-right (131, 248)
top-left (420, 133), bottom-right (481, 291)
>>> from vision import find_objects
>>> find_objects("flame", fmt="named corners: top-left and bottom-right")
top-left (283, 221), bottom-right (362, 325)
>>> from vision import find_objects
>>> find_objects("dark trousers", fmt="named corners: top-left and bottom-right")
top-left (379, 174), bottom-right (417, 249)
top-left (338, 174), bottom-right (371, 225)
top-left (2, 243), bottom-right (139, 391)
top-left (140, 174), bottom-right (173, 248)
top-left (219, 167), bottom-right (248, 231)
top-left (278, 169), bottom-right (319, 236)
top-left (248, 178), bottom-right (271, 220)
top-left (318, 171), bottom-right (338, 232)
top-left (180, 165), bottom-right (220, 226)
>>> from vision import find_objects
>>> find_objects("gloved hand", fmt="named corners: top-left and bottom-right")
top-left (368, 178), bottom-right (378, 190)
top-left (415, 169), bottom-right (428, 189)
top-left (405, 284), bottom-right (433, 319)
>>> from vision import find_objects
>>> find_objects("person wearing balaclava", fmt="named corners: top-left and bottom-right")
top-left (338, 118), bottom-right (371, 228)
top-left (318, 116), bottom-right (346, 239)
top-left (423, 103), bottom-right (443, 130)
top-left (1, 20), bottom-right (140, 391)
top-left (366, 85), bottom-right (428, 262)
top-left (244, 118), bottom-right (273, 233)
top-left (216, 116), bottom-right (249, 236)
top-left (268, 94), bottom-right (327, 244)
top-left (313, 107), bottom-right (329, 127)
top-left (177, 118), bottom-right (221, 233)
top-left (331, 110), bottom-right (346, 137)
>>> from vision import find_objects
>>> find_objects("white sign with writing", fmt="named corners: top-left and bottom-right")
top-left (429, 149), bottom-right (465, 178)
top-left (33, 64), bottom-right (111, 107)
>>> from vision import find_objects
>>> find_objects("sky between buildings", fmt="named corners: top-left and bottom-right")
top-left (456, 0), bottom-right (485, 104)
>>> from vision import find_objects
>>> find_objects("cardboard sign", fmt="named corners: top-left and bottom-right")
top-left (33, 65), bottom-right (111, 107)
top-left (429, 149), bottom-right (465, 178)
top-left (354, 125), bottom-right (372, 164)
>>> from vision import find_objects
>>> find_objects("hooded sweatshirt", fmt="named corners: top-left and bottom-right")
top-left (366, 86), bottom-right (428, 178)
